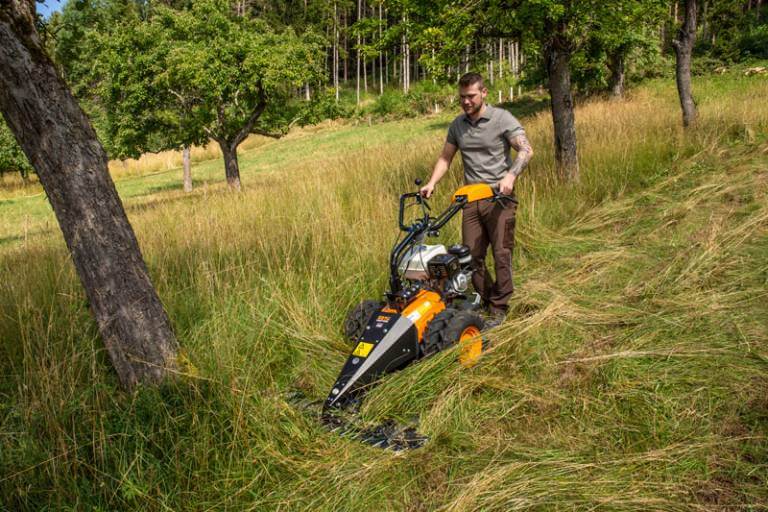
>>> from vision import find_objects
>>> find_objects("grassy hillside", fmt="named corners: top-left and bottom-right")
top-left (1, 70), bottom-right (767, 510)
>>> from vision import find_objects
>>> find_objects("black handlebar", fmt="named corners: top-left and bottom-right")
top-left (397, 192), bottom-right (426, 231)
top-left (389, 181), bottom-right (512, 295)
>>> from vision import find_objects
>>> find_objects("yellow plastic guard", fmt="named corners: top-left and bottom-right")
top-left (452, 184), bottom-right (494, 203)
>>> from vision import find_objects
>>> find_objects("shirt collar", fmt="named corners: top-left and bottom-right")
top-left (463, 104), bottom-right (493, 124)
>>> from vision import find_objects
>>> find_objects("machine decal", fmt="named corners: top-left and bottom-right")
top-left (406, 311), bottom-right (421, 322)
top-left (353, 342), bottom-right (374, 358)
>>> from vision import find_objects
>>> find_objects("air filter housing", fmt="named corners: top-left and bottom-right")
top-left (427, 253), bottom-right (460, 280)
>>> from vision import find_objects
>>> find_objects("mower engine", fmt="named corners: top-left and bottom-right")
top-left (398, 243), bottom-right (473, 297)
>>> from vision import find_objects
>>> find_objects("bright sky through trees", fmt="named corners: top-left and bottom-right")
top-left (37, 0), bottom-right (62, 18)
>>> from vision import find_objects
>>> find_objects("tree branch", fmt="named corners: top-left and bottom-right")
top-left (251, 128), bottom-right (282, 139)
top-left (233, 87), bottom-right (267, 146)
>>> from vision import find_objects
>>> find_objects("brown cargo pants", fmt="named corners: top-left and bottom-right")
top-left (461, 197), bottom-right (517, 313)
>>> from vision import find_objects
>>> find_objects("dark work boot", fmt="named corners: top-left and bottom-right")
top-left (483, 307), bottom-right (507, 329)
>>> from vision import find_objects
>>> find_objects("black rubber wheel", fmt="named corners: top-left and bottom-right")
top-left (422, 309), bottom-right (485, 359)
top-left (343, 299), bottom-right (383, 343)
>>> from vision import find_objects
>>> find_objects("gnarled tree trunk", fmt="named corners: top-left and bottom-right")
top-left (0, 0), bottom-right (178, 390)
top-left (545, 36), bottom-right (579, 181)
top-left (218, 140), bottom-right (241, 191)
top-left (182, 145), bottom-right (192, 193)
top-left (673, 0), bottom-right (698, 127)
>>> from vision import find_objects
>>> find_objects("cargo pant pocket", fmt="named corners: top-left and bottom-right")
top-left (503, 215), bottom-right (516, 250)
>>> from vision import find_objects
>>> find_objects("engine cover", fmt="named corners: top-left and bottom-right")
top-left (398, 244), bottom-right (447, 281)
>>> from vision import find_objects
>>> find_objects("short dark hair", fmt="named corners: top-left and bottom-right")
top-left (458, 72), bottom-right (485, 89)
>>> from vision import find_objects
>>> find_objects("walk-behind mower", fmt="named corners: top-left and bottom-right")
top-left (324, 181), bottom-right (499, 416)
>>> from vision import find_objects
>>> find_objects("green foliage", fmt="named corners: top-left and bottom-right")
top-left (370, 89), bottom-right (412, 117)
top-left (739, 25), bottom-right (768, 59)
top-left (95, 0), bottom-right (326, 162)
top-left (0, 120), bottom-right (31, 177)
top-left (695, 0), bottom-right (768, 62)
top-left (295, 88), bottom-right (357, 124)
top-left (53, 0), bottom-right (146, 97)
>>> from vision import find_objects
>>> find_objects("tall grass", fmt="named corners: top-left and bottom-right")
top-left (1, 71), bottom-right (767, 510)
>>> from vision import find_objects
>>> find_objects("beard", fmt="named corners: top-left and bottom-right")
top-left (463, 102), bottom-right (483, 115)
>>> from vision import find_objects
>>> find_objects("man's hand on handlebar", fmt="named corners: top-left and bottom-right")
top-left (419, 182), bottom-right (436, 198)
top-left (498, 174), bottom-right (516, 196)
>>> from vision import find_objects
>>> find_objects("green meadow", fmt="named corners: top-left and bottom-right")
top-left (1, 68), bottom-right (767, 510)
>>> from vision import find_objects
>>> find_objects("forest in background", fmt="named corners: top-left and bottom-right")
top-left (1, 0), bottom-right (767, 179)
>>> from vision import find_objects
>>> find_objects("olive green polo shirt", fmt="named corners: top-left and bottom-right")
top-left (446, 104), bottom-right (525, 185)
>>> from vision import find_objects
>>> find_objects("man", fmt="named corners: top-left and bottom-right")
top-left (420, 72), bottom-right (533, 326)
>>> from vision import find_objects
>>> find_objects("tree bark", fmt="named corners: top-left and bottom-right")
top-left (378, 3), bottom-right (384, 94)
top-left (401, 12), bottom-right (409, 94)
top-left (356, 0), bottom-right (361, 105)
top-left (545, 38), bottom-right (579, 181)
top-left (499, 38), bottom-right (504, 79)
top-left (182, 145), bottom-right (192, 192)
top-left (343, 8), bottom-right (348, 82)
top-left (607, 50), bottom-right (626, 99)
top-left (673, 0), bottom-right (698, 127)
top-left (488, 42), bottom-right (494, 86)
top-left (333, 1), bottom-right (339, 102)
top-left (0, 0), bottom-right (178, 390)
top-left (218, 140), bottom-right (241, 191)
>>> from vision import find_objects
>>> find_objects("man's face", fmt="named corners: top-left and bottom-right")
top-left (459, 83), bottom-right (487, 116)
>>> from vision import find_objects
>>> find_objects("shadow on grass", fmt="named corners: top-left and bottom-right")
top-left (498, 96), bottom-right (551, 118)
top-left (125, 192), bottom-right (197, 216)
top-left (427, 120), bottom-right (451, 131)
top-left (125, 179), bottom-right (216, 200)
top-left (0, 234), bottom-right (24, 246)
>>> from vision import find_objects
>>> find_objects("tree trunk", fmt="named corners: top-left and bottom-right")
top-left (182, 145), bottom-right (192, 192)
top-left (488, 42), bottom-right (494, 86)
top-left (343, 9), bottom-right (348, 83)
top-left (334, 1), bottom-right (339, 101)
top-left (607, 50), bottom-right (626, 99)
top-left (378, 3), bottom-right (384, 94)
top-left (673, 0), bottom-right (698, 127)
top-left (401, 12), bottom-right (409, 94)
top-left (219, 140), bottom-right (241, 191)
top-left (356, 0), bottom-right (361, 105)
top-left (499, 38), bottom-right (504, 79)
top-left (545, 39), bottom-right (579, 181)
top-left (0, 0), bottom-right (178, 390)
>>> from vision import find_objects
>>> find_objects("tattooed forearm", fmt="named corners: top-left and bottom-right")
top-left (507, 133), bottom-right (534, 177)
